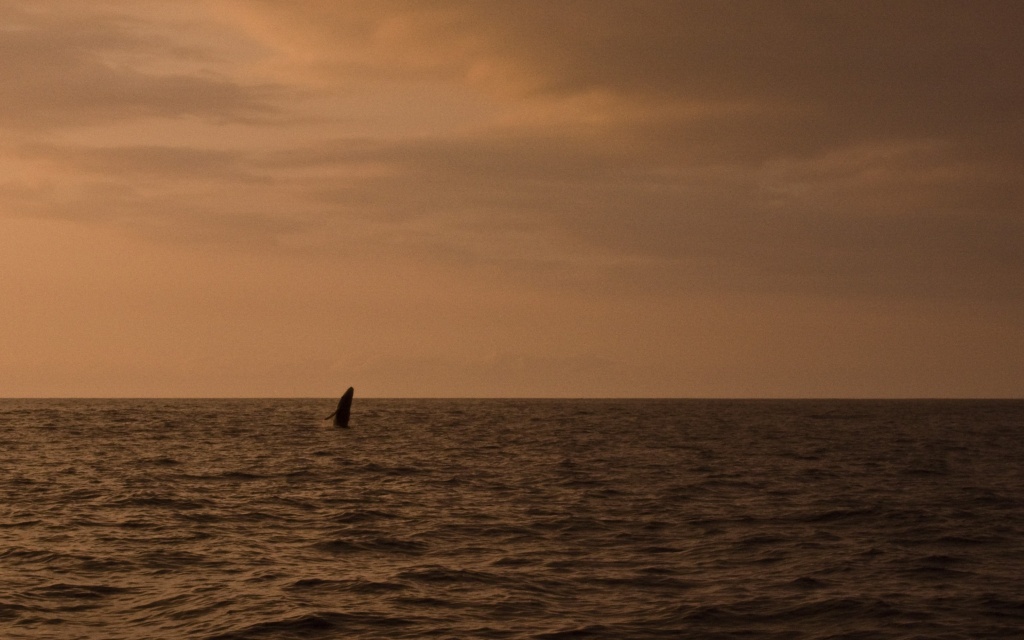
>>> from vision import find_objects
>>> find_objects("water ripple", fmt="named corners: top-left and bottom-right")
top-left (1, 398), bottom-right (1022, 638)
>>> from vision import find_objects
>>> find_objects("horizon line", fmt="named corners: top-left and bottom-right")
top-left (2, 396), bottom-right (1022, 401)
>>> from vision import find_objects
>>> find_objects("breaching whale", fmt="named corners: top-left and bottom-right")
top-left (324, 387), bottom-right (354, 428)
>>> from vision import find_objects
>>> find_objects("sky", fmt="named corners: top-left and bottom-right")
top-left (1, 0), bottom-right (1021, 398)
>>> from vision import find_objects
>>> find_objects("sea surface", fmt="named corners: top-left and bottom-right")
top-left (1, 399), bottom-right (1023, 639)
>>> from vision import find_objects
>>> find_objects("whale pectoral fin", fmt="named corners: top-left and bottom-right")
top-left (324, 411), bottom-right (337, 420)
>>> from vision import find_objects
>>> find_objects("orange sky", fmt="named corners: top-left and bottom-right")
top-left (1, 1), bottom-right (1021, 397)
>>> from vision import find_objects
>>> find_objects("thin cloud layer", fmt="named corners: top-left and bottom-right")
top-left (0, 3), bottom-right (279, 131)
top-left (221, 1), bottom-right (1024, 151)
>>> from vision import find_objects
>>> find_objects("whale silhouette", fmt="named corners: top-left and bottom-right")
top-left (324, 387), bottom-right (354, 428)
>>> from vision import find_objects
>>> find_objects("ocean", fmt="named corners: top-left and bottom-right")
top-left (1, 399), bottom-right (1022, 639)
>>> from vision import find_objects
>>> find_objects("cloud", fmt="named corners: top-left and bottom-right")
top-left (0, 2), bottom-right (280, 131)
top-left (220, 2), bottom-right (1024, 148)
top-left (180, 2), bottom-right (1023, 303)
top-left (10, 126), bottom-right (1019, 304)
top-left (242, 133), bottom-right (1021, 302)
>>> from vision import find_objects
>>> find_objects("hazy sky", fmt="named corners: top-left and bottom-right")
top-left (2, 1), bottom-right (1021, 397)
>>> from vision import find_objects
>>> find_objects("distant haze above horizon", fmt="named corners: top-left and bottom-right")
top-left (2, 1), bottom-right (1022, 398)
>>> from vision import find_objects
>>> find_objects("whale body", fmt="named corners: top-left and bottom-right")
top-left (325, 387), bottom-right (354, 428)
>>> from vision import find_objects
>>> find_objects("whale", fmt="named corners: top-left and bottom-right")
top-left (324, 387), bottom-right (354, 428)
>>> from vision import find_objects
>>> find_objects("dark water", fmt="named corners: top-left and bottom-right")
top-left (2, 399), bottom-right (1023, 639)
